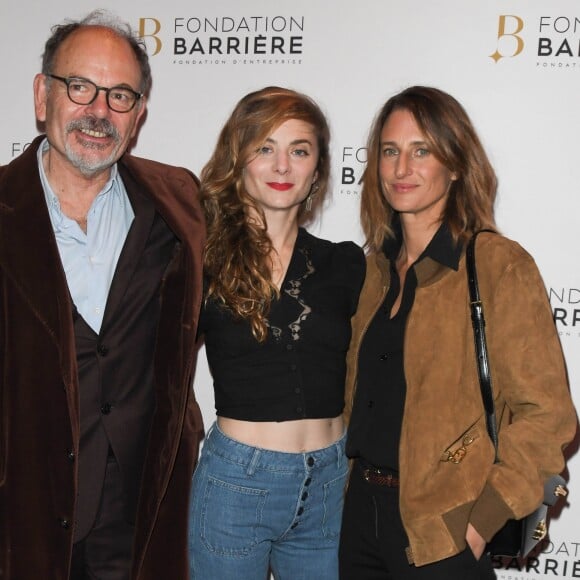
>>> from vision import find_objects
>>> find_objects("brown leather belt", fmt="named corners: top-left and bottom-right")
top-left (362, 467), bottom-right (400, 487)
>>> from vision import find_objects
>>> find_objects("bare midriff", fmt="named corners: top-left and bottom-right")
top-left (217, 415), bottom-right (344, 453)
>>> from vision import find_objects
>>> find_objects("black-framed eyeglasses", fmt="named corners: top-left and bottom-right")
top-left (47, 74), bottom-right (143, 113)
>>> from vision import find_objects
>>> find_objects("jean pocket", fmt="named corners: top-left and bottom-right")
top-left (200, 475), bottom-right (268, 556)
top-left (322, 469), bottom-right (348, 539)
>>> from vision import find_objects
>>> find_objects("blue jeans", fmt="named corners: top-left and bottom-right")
top-left (188, 423), bottom-right (348, 579)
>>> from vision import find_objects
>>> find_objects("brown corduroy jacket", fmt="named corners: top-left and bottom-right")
top-left (0, 136), bottom-right (206, 580)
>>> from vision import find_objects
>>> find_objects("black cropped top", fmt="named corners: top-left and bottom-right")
top-left (200, 228), bottom-right (365, 421)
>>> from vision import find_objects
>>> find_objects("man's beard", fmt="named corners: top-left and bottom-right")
top-left (64, 117), bottom-right (123, 176)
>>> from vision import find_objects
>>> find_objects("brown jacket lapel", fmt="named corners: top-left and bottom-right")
top-left (0, 136), bottom-right (78, 397)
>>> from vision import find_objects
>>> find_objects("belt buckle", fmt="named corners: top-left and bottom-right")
top-left (363, 468), bottom-right (392, 482)
top-left (362, 466), bottom-right (397, 487)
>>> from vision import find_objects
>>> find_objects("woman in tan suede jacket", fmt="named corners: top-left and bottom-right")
top-left (338, 86), bottom-right (577, 580)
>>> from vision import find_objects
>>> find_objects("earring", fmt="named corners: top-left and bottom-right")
top-left (305, 181), bottom-right (319, 212)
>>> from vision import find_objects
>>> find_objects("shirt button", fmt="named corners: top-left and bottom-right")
top-left (379, 353), bottom-right (388, 360)
top-left (368, 400), bottom-right (374, 408)
top-left (67, 450), bottom-right (75, 462)
top-left (58, 518), bottom-right (70, 530)
top-left (97, 344), bottom-right (109, 356)
top-left (294, 387), bottom-right (301, 394)
top-left (290, 364), bottom-right (297, 371)
top-left (286, 344), bottom-right (293, 351)
top-left (296, 406), bottom-right (303, 414)
top-left (101, 403), bottom-right (112, 415)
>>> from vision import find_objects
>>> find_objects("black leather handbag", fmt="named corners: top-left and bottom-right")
top-left (466, 232), bottom-right (568, 558)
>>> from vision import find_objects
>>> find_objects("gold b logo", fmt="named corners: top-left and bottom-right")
top-left (139, 18), bottom-right (163, 56)
top-left (490, 15), bottom-right (524, 62)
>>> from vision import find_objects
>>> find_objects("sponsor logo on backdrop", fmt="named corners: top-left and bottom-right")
top-left (490, 14), bottom-right (580, 70)
top-left (493, 539), bottom-right (580, 578)
top-left (339, 145), bottom-right (366, 196)
top-left (9, 141), bottom-right (33, 159)
top-left (490, 15), bottom-right (525, 62)
top-left (139, 15), bottom-right (304, 66)
top-left (549, 286), bottom-right (580, 338)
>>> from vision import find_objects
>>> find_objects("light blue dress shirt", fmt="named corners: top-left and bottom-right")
top-left (38, 138), bottom-right (135, 334)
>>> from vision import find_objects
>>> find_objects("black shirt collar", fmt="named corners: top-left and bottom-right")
top-left (382, 220), bottom-right (462, 272)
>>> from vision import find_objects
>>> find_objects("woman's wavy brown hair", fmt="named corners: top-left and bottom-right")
top-left (201, 86), bottom-right (330, 341)
top-left (361, 86), bottom-right (498, 253)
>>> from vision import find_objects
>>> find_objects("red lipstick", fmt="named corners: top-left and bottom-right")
top-left (267, 182), bottom-right (293, 191)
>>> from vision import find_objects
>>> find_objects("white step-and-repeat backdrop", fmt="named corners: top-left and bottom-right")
top-left (2, 1), bottom-right (578, 577)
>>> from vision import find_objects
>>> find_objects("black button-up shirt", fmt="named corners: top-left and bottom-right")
top-left (346, 223), bottom-right (462, 469)
top-left (201, 228), bottom-right (365, 421)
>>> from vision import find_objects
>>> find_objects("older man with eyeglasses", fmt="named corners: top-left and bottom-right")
top-left (0, 10), bottom-right (205, 580)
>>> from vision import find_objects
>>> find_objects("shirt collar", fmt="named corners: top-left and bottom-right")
top-left (421, 221), bottom-right (462, 271)
top-left (37, 137), bottom-right (120, 226)
top-left (382, 219), bottom-right (462, 272)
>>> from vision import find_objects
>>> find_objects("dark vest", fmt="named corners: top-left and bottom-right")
top-left (73, 181), bottom-right (177, 541)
